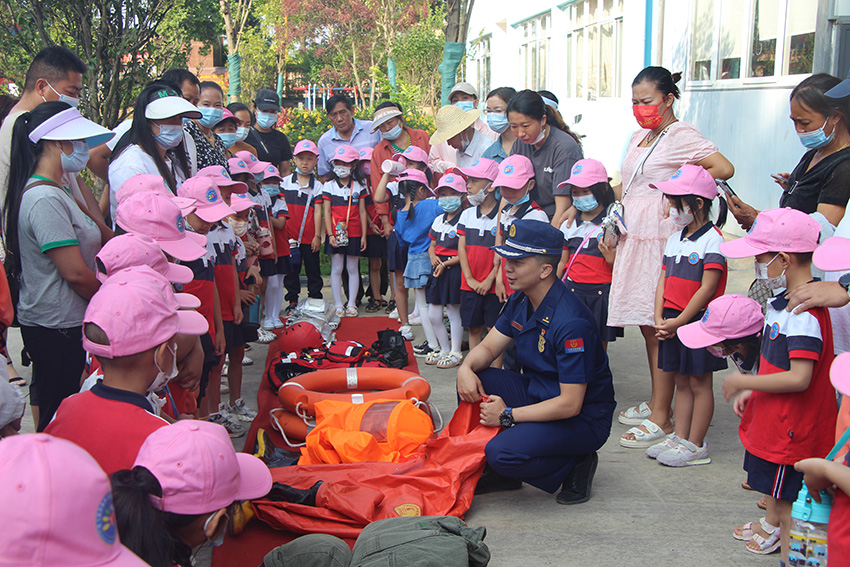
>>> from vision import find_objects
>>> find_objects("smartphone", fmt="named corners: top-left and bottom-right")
top-left (716, 179), bottom-right (736, 197)
top-left (770, 174), bottom-right (786, 182)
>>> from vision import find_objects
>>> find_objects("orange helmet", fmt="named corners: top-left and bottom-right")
top-left (279, 321), bottom-right (323, 354)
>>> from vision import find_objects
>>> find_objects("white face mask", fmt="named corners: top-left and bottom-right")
top-left (45, 81), bottom-right (80, 108)
top-left (149, 343), bottom-right (178, 392)
top-left (755, 254), bottom-right (787, 291)
top-left (334, 165), bottom-right (351, 178)
top-left (230, 219), bottom-right (248, 237)
top-left (235, 126), bottom-right (250, 142)
top-left (668, 206), bottom-right (694, 227)
top-left (467, 185), bottom-right (489, 206)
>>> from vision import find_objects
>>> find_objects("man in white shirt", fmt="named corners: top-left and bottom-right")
top-left (428, 82), bottom-right (496, 174)
top-left (429, 104), bottom-right (494, 170)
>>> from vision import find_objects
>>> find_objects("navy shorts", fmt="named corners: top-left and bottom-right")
top-left (325, 236), bottom-right (362, 256)
top-left (744, 451), bottom-right (805, 502)
top-left (566, 280), bottom-right (623, 342)
top-left (460, 290), bottom-right (502, 329)
top-left (221, 320), bottom-right (245, 354)
top-left (260, 257), bottom-right (289, 276)
top-left (364, 234), bottom-right (387, 259)
top-left (658, 308), bottom-right (727, 376)
top-left (387, 232), bottom-right (408, 272)
top-left (425, 258), bottom-right (462, 305)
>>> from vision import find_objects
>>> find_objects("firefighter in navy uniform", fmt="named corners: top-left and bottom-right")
top-left (457, 219), bottom-right (615, 504)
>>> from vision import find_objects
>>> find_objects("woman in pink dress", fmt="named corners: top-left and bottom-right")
top-left (611, 67), bottom-right (734, 448)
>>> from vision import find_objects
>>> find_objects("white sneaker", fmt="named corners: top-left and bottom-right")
top-left (657, 440), bottom-right (711, 467)
top-left (221, 361), bottom-right (229, 376)
top-left (211, 406), bottom-right (245, 437)
top-left (256, 328), bottom-right (277, 344)
top-left (399, 325), bottom-right (414, 341)
top-left (646, 433), bottom-right (682, 459)
top-left (263, 319), bottom-right (277, 330)
top-left (242, 355), bottom-right (253, 366)
top-left (273, 318), bottom-right (285, 329)
top-left (408, 314), bottom-right (422, 326)
top-left (229, 398), bottom-right (258, 422)
top-left (220, 381), bottom-right (229, 394)
top-left (387, 308), bottom-right (399, 319)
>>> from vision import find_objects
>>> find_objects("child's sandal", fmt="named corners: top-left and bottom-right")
top-left (745, 519), bottom-right (780, 555)
top-left (732, 517), bottom-right (765, 541)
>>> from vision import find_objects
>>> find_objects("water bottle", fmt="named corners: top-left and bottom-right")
top-left (381, 159), bottom-right (404, 175)
top-left (789, 484), bottom-right (831, 566)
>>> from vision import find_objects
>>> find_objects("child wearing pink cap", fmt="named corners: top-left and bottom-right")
top-left (358, 146), bottom-right (390, 314)
top-left (0, 434), bottom-right (149, 567)
top-left (457, 158), bottom-right (502, 357)
top-left (211, 108), bottom-right (241, 152)
top-left (621, 165), bottom-right (729, 466)
top-left (45, 270), bottom-right (208, 475)
top-left (281, 139), bottom-right (324, 312)
top-left (719, 208), bottom-right (837, 561)
top-left (111, 420), bottom-right (272, 567)
top-left (493, 155), bottom-right (549, 302)
top-left (556, 159), bottom-right (622, 349)
top-left (255, 164), bottom-right (290, 329)
top-left (420, 172), bottom-right (468, 368)
top-left (323, 144), bottom-right (367, 317)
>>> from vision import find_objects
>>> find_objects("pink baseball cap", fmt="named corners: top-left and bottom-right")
top-left (83, 269), bottom-right (208, 359)
top-left (649, 164), bottom-right (718, 200)
top-left (294, 139), bottom-right (319, 156)
top-left (557, 158), bottom-right (609, 190)
top-left (214, 108), bottom-right (240, 128)
top-left (229, 192), bottom-right (259, 212)
top-left (177, 177), bottom-right (236, 223)
top-left (814, 214), bottom-right (850, 271)
top-left (493, 155), bottom-right (535, 189)
top-left (227, 158), bottom-right (253, 177)
top-left (134, 420), bottom-right (272, 515)
top-left (257, 163), bottom-right (282, 183)
top-left (459, 157), bottom-right (499, 182)
top-left (719, 207), bottom-right (821, 258)
top-left (115, 174), bottom-right (196, 212)
top-left (392, 145), bottom-right (429, 165)
top-left (436, 172), bottom-right (467, 194)
top-left (0, 434), bottom-right (148, 567)
top-left (103, 265), bottom-right (200, 310)
top-left (95, 233), bottom-right (193, 285)
top-left (234, 151), bottom-right (267, 173)
top-left (678, 294), bottom-right (764, 349)
top-left (359, 147), bottom-right (373, 161)
top-left (115, 193), bottom-right (208, 261)
top-left (397, 168), bottom-right (431, 190)
top-left (331, 144), bottom-right (359, 163)
top-left (196, 165), bottom-right (248, 194)
top-left (830, 352), bottom-right (850, 396)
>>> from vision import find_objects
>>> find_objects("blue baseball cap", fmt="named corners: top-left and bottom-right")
top-left (826, 70), bottom-right (850, 99)
top-left (493, 219), bottom-right (565, 258)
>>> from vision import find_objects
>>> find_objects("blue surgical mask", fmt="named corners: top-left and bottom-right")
top-left (256, 111), bottom-right (278, 129)
top-left (454, 100), bottom-right (475, 112)
top-left (198, 107), bottom-right (223, 128)
top-left (296, 167), bottom-right (313, 175)
top-left (494, 188), bottom-right (502, 202)
top-left (59, 140), bottom-right (89, 174)
top-left (236, 126), bottom-right (250, 142)
top-left (798, 117), bottom-right (834, 149)
top-left (261, 183), bottom-right (280, 198)
top-left (573, 194), bottom-right (599, 212)
top-left (217, 132), bottom-right (237, 149)
top-left (438, 195), bottom-right (463, 212)
top-left (154, 124), bottom-right (184, 149)
top-left (486, 112), bottom-right (510, 134)
top-left (382, 123), bottom-right (403, 141)
top-left (46, 82), bottom-right (80, 108)
top-left (505, 191), bottom-right (530, 206)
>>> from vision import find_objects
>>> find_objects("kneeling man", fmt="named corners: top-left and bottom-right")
top-left (457, 219), bottom-right (615, 504)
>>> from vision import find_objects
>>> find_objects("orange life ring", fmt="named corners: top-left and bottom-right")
top-left (277, 367), bottom-right (431, 415)
top-left (269, 407), bottom-right (312, 447)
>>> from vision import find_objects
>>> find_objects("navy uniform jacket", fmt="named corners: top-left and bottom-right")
top-left (494, 278), bottom-right (615, 421)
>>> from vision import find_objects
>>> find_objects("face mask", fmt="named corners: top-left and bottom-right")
top-left (149, 343), bottom-right (178, 392)
top-left (230, 219), bottom-right (248, 237)
top-left (526, 126), bottom-right (546, 146)
top-left (192, 512), bottom-right (228, 558)
top-left (382, 123), bottom-right (403, 141)
top-left (198, 107), bottom-right (223, 128)
top-left (798, 117), bottom-right (834, 149)
top-left (486, 112), bottom-right (510, 134)
top-left (256, 111), bottom-right (278, 129)
top-left (439, 195), bottom-right (462, 212)
top-left (296, 166), bottom-right (313, 175)
top-left (573, 194), bottom-right (599, 212)
top-left (754, 254), bottom-right (787, 290)
top-left (505, 190), bottom-right (530, 207)
top-left (668, 206), bottom-right (694, 227)
top-left (454, 100), bottom-right (475, 112)
top-left (261, 184), bottom-right (280, 198)
top-left (59, 140), bottom-right (90, 174)
top-left (217, 132), bottom-right (237, 149)
top-left (360, 163), bottom-right (371, 176)
top-left (46, 82), bottom-right (80, 108)
top-left (334, 165), bottom-right (351, 178)
top-left (154, 124), bottom-right (184, 149)
top-left (459, 132), bottom-right (472, 153)
top-left (633, 102), bottom-right (667, 130)
top-left (467, 186), bottom-right (489, 206)
top-left (706, 345), bottom-right (728, 359)
top-left (235, 126), bottom-right (250, 142)
top-left (494, 188), bottom-right (501, 202)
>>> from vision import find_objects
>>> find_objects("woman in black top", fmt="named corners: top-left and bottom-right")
top-left (730, 74), bottom-right (850, 229)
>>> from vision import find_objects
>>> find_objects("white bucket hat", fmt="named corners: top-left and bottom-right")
top-left (428, 105), bottom-right (480, 146)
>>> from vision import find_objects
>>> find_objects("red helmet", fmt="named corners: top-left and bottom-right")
top-left (278, 321), bottom-right (323, 354)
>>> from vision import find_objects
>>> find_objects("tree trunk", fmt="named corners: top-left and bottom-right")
top-left (439, 0), bottom-right (475, 105)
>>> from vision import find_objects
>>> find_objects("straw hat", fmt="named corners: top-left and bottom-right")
top-left (429, 105), bottom-right (480, 146)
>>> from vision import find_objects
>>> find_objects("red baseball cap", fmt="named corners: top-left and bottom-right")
top-left (177, 177), bottom-right (236, 223)
top-left (719, 208), bottom-right (820, 258)
top-left (649, 164), bottom-right (718, 200)
top-left (115, 193), bottom-right (208, 261)
top-left (493, 155), bottom-right (535, 189)
top-left (557, 158), bottom-right (609, 190)
top-left (678, 294), bottom-right (764, 349)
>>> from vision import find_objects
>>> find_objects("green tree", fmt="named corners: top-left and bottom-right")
top-left (392, 9), bottom-right (445, 109)
top-left (438, 0), bottom-right (475, 105)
